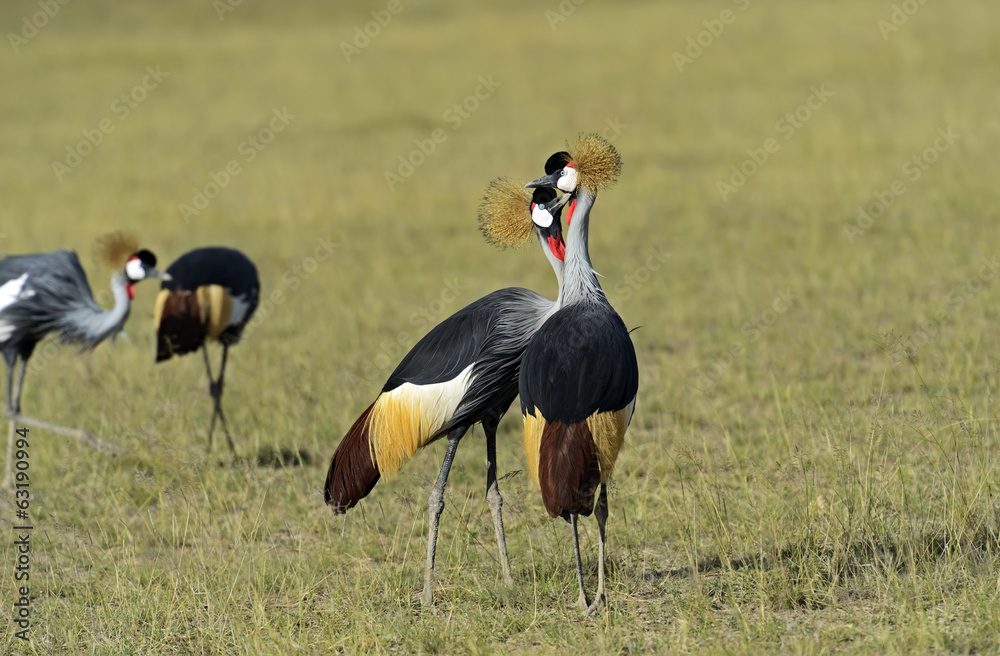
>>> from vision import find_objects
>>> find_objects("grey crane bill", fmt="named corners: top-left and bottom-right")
top-left (525, 171), bottom-right (562, 189)
top-left (541, 191), bottom-right (572, 212)
top-left (525, 163), bottom-right (577, 192)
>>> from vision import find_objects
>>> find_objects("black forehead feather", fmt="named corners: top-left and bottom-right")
top-left (544, 151), bottom-right (572, 175)
top-left (531, 187), bottom-right (557, 204)
top-left (135, 249), bottom-right (157, 267)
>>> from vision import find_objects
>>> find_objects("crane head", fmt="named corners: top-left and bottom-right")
top-left (525, 133), bottom-right (622, 194)
top-left (530, 187), bottom-right (568, 262)
top-left (123, 250), bottom-right (170, 299)
top-left (95, 232), bottom-right (170, 299)
top-left (477, 179), bottom-right (567, 260)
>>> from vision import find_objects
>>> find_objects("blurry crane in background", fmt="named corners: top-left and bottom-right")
top-left (0, 233), bottom-right (168, 486)
top-left (519, 135), bottom-right (638, 614)
top-left (325, 184), bottom-right (570, 606)
top-left (154, 247), bottom-right (259, 455)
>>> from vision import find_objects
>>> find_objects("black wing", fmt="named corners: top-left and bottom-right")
top-left (163, 247), bottom-right (259, 299)
top-left (382, 289), bottom-right (511, 391)
top-left (162, 247), bottom-right (260, 341)
top-left (519, 302), bottom-right (638, 423)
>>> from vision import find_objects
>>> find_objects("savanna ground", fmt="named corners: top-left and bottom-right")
top-left (0, 0), bottom-right (999, 653)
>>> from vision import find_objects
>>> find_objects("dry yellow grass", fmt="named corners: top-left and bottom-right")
top-left (0, 0), bottom-right (999, 653)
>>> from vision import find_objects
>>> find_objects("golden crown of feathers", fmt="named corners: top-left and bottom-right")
top-left (477, 132), bottom-right (622, 249)
top-left (95, 232), bottom-right (139, 270)
top-left (478, 177), bottom-right (534, 249)
top-left (571, 132), bottom-right (622, 192)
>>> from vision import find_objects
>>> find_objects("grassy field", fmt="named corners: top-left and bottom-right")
top-left (1, 0), bottom-right (999, 653)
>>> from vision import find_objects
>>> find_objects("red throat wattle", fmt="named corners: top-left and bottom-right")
top-left (566, 198), bottom-right (578, 225)
top-left (548, 236), bottom-right (566, 261)
top-left (126, 282), bottom-right (136, 300)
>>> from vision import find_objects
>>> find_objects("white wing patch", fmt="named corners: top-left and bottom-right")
top-left (387, 363), bottom-right (475, 437)
top-left (368, 363), bottom-right (477, 476)
top-left (227, 293), bottom-right (252, 328)
top-left (624, 395), bottom-right (637, 429)
top-left (0, 274), bottom-right (31, 314)
top-left (0, 274), bottom-right (33, 342)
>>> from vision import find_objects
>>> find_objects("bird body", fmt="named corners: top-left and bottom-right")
top-left (519, 134), bottom-right (637, 613)
top-left (325, 286), bottom-right (558, 509)
top-left (153, 247), bottom-right (259, 454)
top-left (520, 301), bottom-right (637, 518)
top-left (0, 236), bottom-right (165, 486)
top-left (0, 250), bottom-right (136, 353)
top-left (325, 184), bottom-right (569, 606)
top-left (154, 247), bottom-right (259, 360)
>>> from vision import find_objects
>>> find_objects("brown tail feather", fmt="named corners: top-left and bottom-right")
top-left (538, 421), bottom-right (601, 520)
top-left (324, 402), bottom-right (381, 514)
top-left (155, 290), bottom-right (206, 362)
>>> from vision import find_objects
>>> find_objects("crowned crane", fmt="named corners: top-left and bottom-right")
top-left (153, 247), bottom-right (259, 455)
top-left (0, 233), bottom-right (168, 486)
top-left (519, 134), bottom-right (638, 614)
top-left (324, 184), bottom-right (570, 606)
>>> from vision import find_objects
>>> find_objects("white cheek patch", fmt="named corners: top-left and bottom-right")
top-left (125, 258), bottom-right (146, 281)
top-left (557, 167), bottom-right (578, 192)
top-left (531, 204), bottom-right (554, 228)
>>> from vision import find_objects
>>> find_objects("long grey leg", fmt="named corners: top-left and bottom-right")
top-left (202, 346), bottom-right (217, 452)
top-left (6, 357), bottom-right (121, 458)
top-left (585, 484), bottom-right (608, 615)
top-left (483, 417), bottom-right (512, 584)
top-left (4, 357), bottom-right (14, 416)
top-left (4, 359), bottom-right (33, 487)
top-left (421, 426), bottom-right (467, 607)
top-left (213, 344), bottom-right (235, 455)
top-left (572, 513), bottom-right (589, 609)
top-left (3, 357), bottom-right (17, 488)
top-left (202, 345), bottom-right (236, 455)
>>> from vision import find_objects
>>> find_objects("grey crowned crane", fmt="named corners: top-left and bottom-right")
top-left (519, 134), bottom-right (638, 614)
top-left (324, 184), bottom-right (570, 606)
top-left (153, 247), bottom-right (259, 455)
top-left (0, 233), bottom-right (168, 486)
